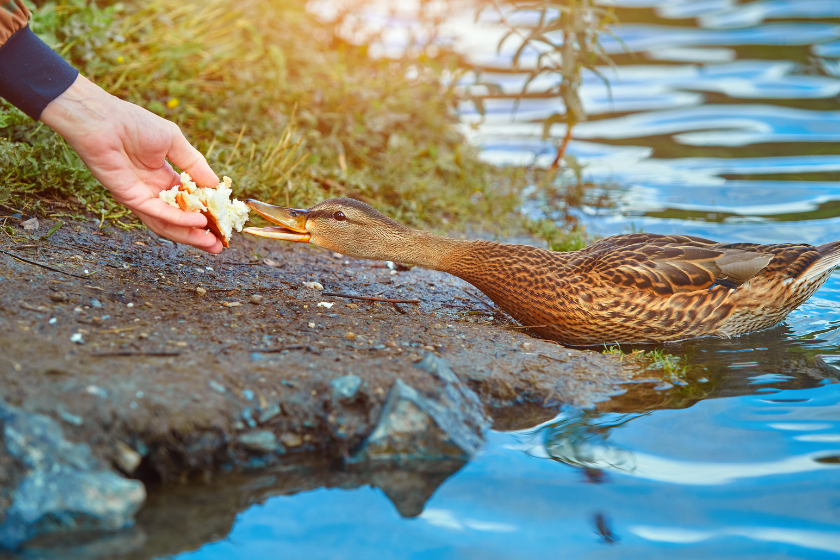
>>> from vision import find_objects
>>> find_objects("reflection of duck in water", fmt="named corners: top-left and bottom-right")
top-left (244, 198), bottom-right (840, 346)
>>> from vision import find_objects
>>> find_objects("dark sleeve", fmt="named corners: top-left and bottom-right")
top-left (0, 4), bottom-right (79, 120)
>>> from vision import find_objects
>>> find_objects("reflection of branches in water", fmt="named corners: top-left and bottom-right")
top-left (480, 0), bottom-right (619, 166)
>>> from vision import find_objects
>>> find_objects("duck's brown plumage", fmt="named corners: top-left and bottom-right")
top-left (440, 233), bottom-right (840, 345)
top-left (244, 198), bottom-right (840, 346)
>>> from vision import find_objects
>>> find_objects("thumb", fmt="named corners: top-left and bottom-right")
top-left (166, 123), bottom-right (220, 188)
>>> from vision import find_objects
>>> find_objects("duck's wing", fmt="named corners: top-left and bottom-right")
top-left (585, 234), bottom-right (776, 295)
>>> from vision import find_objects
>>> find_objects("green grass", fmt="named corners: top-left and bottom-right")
top-left (526, 218), bottom-right (591, 252)
top-left (1, 0), bottom-right (528, 233)
top-left (603, 343), bottom-right (689, 378)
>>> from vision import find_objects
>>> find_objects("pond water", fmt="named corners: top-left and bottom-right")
top-left (83, 2), bottom-right (840, 558)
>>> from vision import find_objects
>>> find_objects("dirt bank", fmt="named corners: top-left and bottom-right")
top-left (0, 215), bottom-right (640, 483)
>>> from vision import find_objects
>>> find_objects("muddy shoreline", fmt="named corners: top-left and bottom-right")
top-left (0, 216), bottom-right (641, 548)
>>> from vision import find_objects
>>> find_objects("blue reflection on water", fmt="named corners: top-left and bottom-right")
top-left (176, 383), bottom-right (840, 560)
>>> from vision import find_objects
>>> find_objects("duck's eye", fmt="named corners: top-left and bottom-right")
top-left (333, 211), bottom-right (347, 221)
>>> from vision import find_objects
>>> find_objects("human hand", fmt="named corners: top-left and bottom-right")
top-left (39, 74), bottom-right (223, 253)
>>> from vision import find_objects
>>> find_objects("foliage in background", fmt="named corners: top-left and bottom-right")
top-left (1, 0), bottom-right (526, 231)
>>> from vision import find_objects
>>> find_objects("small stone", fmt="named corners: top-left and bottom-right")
top-left (85, 385), bottom-right (107, 398)
top-left (70, 333), bottom-right (84, 344)
top-left (208, 380), bottom-right (226, 394)
top-left (126, 302), bottom-right (134, 308)
top-left (242, 407), bottom-right (256, 428)
top-left (521, 342), bottom-right (533, 350)
top-left (138, 332), bottom-right (148, 339)
top-left (345, 332), bottom-right (355, 339)
top-left (308, 322), bottom-right (316, 328)
top-left (243, 389), bottom-right (255, 401)
top-left (48, 318), bottom-right (57, 325)
top-left (21, 217), bottom-right (39, 231)
top-left (303, 281), bottom-right (324, 290)
top-left (346, 303), bottom-right (359, 309)
top-left (222, 301), bottom-right (241, 308)
top-left (331, 375), bottom-right (362, 400)
top-left (250, 294), bottom-right (263, 305)
top-left (238, 431), bottom-right (283, 454)
top-left (279, 433), bottom-right (302, 447)
top-left (423, 345), bottom-right (435, 352)
top-left (350, 354), bottom-right (490, 465)
top-left (113, 441), bottom-right (142, 475)
top-left (58, 409), bottom-right (83, 426)
top-left (195, 287), bottom-right (207, 297)
top-left (386, 341), bottom-right (397, 347)
top-left (317, 302), bottom-right (334, 309)
top-left (90, 299), bottom-right (102, 308)
top-left (258, 403), bottom-right (281, 424)
top-left (49, 292), bottom-right (68, 303)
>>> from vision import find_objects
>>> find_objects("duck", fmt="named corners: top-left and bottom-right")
top-left (243, 197), bottom-right (840, 346)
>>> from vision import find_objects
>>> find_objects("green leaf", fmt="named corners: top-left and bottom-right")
top-left (41, 221), bottom-right (64, 241)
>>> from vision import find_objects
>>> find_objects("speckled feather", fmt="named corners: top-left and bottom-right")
top-left (439, 233), bottom-right (840, 346)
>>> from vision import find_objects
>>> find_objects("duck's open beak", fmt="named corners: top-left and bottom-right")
top-left (243, 200), bottom-right (311, 242)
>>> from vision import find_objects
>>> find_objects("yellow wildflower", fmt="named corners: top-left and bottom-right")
top-left (166, 98), bottom-right (180, 109)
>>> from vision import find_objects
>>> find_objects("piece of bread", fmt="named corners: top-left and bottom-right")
top-left (159, 173), bottom-right (250, 248)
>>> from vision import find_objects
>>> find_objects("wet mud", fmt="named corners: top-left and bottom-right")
top-left (0, 217), bottom-right (637, 482)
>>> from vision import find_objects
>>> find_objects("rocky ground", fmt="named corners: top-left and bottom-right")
top-left (0, 213), bottom-right (649, 552)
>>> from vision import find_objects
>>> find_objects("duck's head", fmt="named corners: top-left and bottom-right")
top-left (244, 197), bottom-right (413, 260)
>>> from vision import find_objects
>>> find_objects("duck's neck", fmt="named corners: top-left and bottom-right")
top-left (377, 229), bottom-right (476, 271)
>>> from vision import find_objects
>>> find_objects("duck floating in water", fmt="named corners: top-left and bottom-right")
top-left (244, 198), bottom-right (840, 346)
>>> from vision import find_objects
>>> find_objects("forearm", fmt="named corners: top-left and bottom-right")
top-left (0, 1), bottom-right (79, 120)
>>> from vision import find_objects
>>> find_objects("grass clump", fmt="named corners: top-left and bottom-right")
top-left (603, 344), bottom-right (689, 378)
top-left (1, 0), bottom-right (525, 231)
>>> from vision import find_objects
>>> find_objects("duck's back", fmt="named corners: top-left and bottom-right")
top-left (446, 233), bottom-right (840, 345)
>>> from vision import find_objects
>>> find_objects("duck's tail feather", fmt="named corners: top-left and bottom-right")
top-left (800, 241), bottom-right (840, 281)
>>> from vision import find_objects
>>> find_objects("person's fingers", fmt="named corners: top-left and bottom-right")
top-left (134, 197), bottom-right (208, 229)
top-left (166, 123), bottom-right (219, 188)
top-left (137, 213), bottom-right (224, 254)
top-left (186, 229), bottom-right (224, 254)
